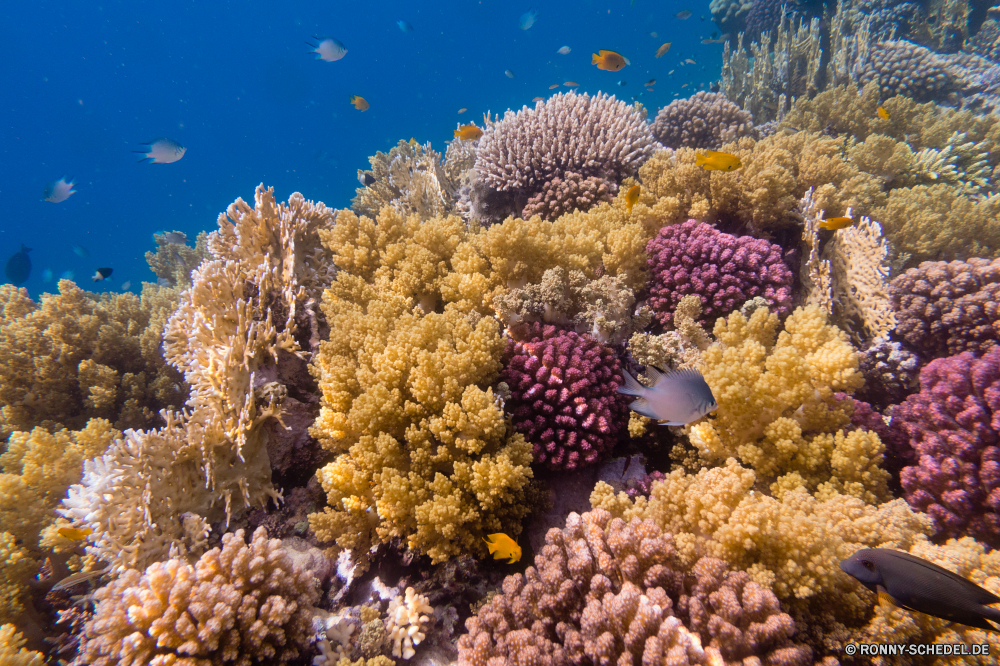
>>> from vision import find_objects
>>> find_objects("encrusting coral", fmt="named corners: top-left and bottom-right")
top-left (0, 280), bottom-right (186, 438)
top-left (646, 219), bottom-right (794, 328)
top-left (686, 306), bottom-right (889, 502)
top-left (891, 257), bottom-right (1000, 358)
top-left (457, 508), bottom-right (814, 666)
top-left (62, 186), bottom-right (336, 572)
top-left (74, 527), bottom-right (319, 666)
top-left (500, 323), bottom-right (630, 471)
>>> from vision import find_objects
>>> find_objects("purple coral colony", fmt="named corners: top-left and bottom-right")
top-left (11, 1), bottom-right (1000, 664)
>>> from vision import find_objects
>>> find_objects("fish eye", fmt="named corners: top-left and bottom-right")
top-left (862, 560), bottom-right (874, 570)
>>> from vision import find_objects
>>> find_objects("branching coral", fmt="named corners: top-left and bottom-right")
top-left (0, 281), bottom-right (186, 438)
top-left (457, 508), bottom-right (813, 666)
top-left (386, 587), bottom-right (435, 659)
top-left (646, 219), bottom-right (794, 328)
top-left (472, 92), bottom-right (654, 222)
top-left (651, 92), bottom-right (757, 150)
top-left (144, 230), bottom-right (209, 288)
top-left (590, 459), bottom-right (931, 606)
top-left (686, 306), bottom-right (888, 501)
top-left (74, 527), bottom-right (319, 666)
top-left (892, 346), bottom-right (1000, 547)
top-left (62, 186), bottom-right (336, 572)
top-left (891, 257), bottom-right (1000, 358)
top-left (0, 624), bottom-right (44, 666)
top-left (501, 323), bottom-right (630, 470)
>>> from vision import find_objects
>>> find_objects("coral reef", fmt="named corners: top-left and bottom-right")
top-left (386, 587), bottom-right (435, 659)
top-left (62, 186), bottom-right (335, 572)
top-left (646, 219), bottom-right (794, 328)
top-left (74, 527), bottom-right (319, 665)
top-left (520, 171), bottom-right (617, 221)
top-left (892, 346), bottom-right (1000, 547)
top-left (686, 306), bottom-right (888, 502)
top-left (891, 257), bottom-right (1000, 358)
top-left (472, 92), bottom-right (654, 223)
top-left (0, 280), bottom-right (186, 438)
top-left (0, 624), bottom-right (44, 666)
top-left (651, 92), bottom-right (756, 150)
top-left (855, 336), bottom-right (921, 408)
top-left (144, 230), bottom-right (209, 288)
top-left (501, 323), bottom-right (630, 470)
top-left (457, 508), bottom-right (813, 666)
top-left (860, 40), bottom-right (965, 102)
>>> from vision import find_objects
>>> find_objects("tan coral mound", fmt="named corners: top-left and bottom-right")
top-left (75, 527), bottom-right (319, 666)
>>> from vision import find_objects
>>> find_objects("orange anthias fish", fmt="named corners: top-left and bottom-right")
top-left (350, 95), bottom-right (369, 111)
top-left (656, 42), bottom-right (672, 58)
top-left (57, 526), bottom-right (93, 541)
top-left (592, 50), bottom-right (628, 71)
top-left (454, 124), bottom-right (483, 140)
top-left (877, 106), bottom-right (890, 120)
top-left (625, 185), bottom-right (640, 214)
top-left (819, 216), bottom-right (856, 230)
top-left (483, 532), bottom-right (521, 563)
top-left (549, 84), bottom-right (560, 89)
top-left (695, 150), bottom-right (742, 171)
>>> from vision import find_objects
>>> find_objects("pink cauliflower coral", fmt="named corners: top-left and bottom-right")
top-left (501, 323), bottom-right (629, 470)
top-left (893, 346), bottom-right (1000, 546)
top-left (646, 220), bottom-right (794, 327)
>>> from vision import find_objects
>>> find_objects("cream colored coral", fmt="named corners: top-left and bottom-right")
top-left (0, 533), bottom-right (35, 625)
top-left (386, 587), bottom-right (434, 659)
top-left (0, 624), bottom-right (44, 666)
top-left (76, 527), bottom-right (319, 666)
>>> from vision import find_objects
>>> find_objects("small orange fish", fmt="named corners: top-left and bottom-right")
top-left (655, 42), bottom-right (672, 58)
top-left (625, 185), bottom-right (640, 214)
top-left (819, 216), bottom-right (856, 231)
top-left (350, 95), bottom-right (369, 111)
top-left (483, 532), bottom-right (521, 563)
top-left (695, 150), bottom-right (742, 171)
top-left (458, 108), bottom-right (467, 114)
top-left (563, 81), bottom-right (579, 87)
top-left (549, 83), bottom-right (560, 89)
top-left (454, 124), bottom-right (483, 140)
top-left (877, 106), bottom-right (890, 120)
top-left (532, 96), bottom-right (544, 102)
top-left (592, 50), bottom-right (628, 71)
top-left (57, 527), bottom-right (93, 541)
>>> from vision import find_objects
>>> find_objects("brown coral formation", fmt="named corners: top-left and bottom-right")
top-left (860, 40), bottom-right (965, 102)
top-left (0, 281), bottom-right (186, 438)
top-left (652, 91), bottom-right (757, 149)
top-left (74, 527), bottom-right (319, 666)
top-left (520, 171), bottom-right (617, 221)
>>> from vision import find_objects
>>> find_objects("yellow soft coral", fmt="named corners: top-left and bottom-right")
top-left (687, 306), bottom-right (888, 500)
top-left (0, 623), bottom-right (44, 666)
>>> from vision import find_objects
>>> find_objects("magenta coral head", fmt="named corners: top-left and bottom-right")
top-left (501, 323), bottom-right (629, 470)
top-left (894, 346), bottom-right (1000, 546)
top-left (646, 219), bottom-right (793, 327)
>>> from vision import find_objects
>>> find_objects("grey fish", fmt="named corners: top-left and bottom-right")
top-left (841, 548), bottom-right (1000, 632)
top-left (160, 231), bottom-right (188, 245)
top-left (134, 138), bottom-right (186, 164)
top-left (43, 177), bottom-right (76, 203)
top-left (307, 36), bottom-right (347, 62)
top-left (618, 366), bottom-right (717, 425)
top-left (5, 245), bottom-right (31, 285)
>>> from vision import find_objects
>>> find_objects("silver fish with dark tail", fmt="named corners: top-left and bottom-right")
top-left (841, 548), bottom-right (1000, 631)
top-left (617, 366), bottom-right (717, 426)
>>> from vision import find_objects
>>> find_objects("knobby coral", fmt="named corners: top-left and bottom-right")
top-left (457, 508), bottom-right (813, 666)
top-left (501, 324), bottom-right (630, 470)
top-left (646, 219), bottom-right (794, 328)
top-left (74, 527), bottom-right (319, 666)
top-left (651, 92), bottom-right (756, 150)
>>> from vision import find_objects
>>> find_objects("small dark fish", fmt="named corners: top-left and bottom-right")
top-left (644, 78), bottom-right (656, 86)
top-left (397, 20), bottom-right (414, 33)
top-left (5, 245), bottom-right (31, 285)
top-left (134, 138), bottom-right (185, 164)
top-left (92, 267), bottom-right (113, 282)
top-left (358, 171), bottom-right (376, 187)
top-left (710, 82), bottom-right (720, 92)
top-left (617, 80), bottom-right (627, 86)
top-left (841, 548), bottom-right (1000, 632)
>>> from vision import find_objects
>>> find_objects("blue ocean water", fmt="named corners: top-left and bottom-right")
top-left (0, 0), bottom-right (717, 297)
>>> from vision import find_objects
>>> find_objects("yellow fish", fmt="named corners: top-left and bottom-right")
top-left (819, 216), bottom-right (856, 231)
top-left (58, 526), bottom-right (93, 541)
top-left (877, 106), bottom-right (890, 120)
top-left (483, 532), bottom-right (521, 563)
top-left (350, 95), bottom-right (369, 111)
top-left (655, 42), bottom-right (672, 58)
top-left (625, 185), bottom-right (640, 215)
top-left (695, 150), bottom-right (742, 171)
top-left (592, 50), bottom-right (628, 71)
top-left (454, 124), bottom-right (483, 140)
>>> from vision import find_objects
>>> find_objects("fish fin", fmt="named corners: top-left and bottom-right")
top-left (877, 586), bottom-right (898, 608)
top-left (592, 53), bottom-right (602, 64)
top-left (645, 366), bottom-right (666, 385)
top-left (617, 370), bottom-right (645, 396)
top-left (695, 152), bottom-right (707, 166)
top-left (628, 399), bottom-right (660, 420)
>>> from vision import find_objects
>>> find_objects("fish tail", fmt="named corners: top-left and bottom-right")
top-left (695, 152), bottom-right (706, 166)
top-left (982, 604), bottom-right (1000, 630)
top-left (617, 370), bottom-right (645, 396)
top-left (591, 53), bottom-right (600, 64)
